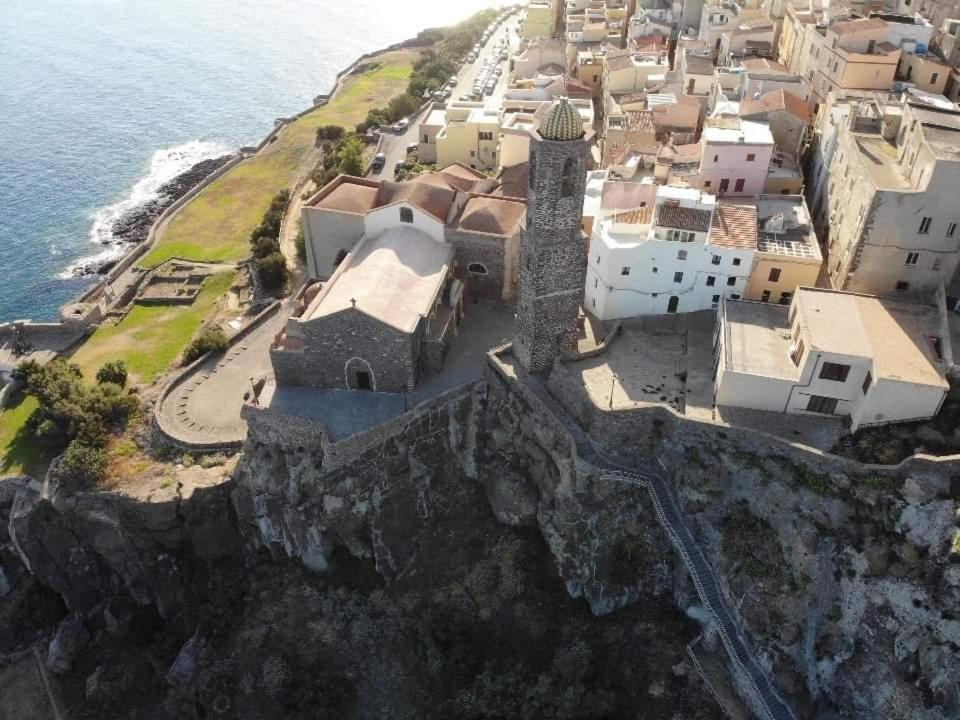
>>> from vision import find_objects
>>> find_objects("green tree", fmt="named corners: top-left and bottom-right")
top-left (183, 327), bottom-right (229, 365)
top-left (336, 137), bottom-right (366, 176)
top-left (387, 93), bottom-right (420, 122)
top-left (95, 360), bottom-right (128, 387)
top-left (315, 125), bottom-right (345, 144)
top-left (56, 439), bottom-right (106, 491)
top-left (256, 252), bottom-right (289, 293)
top-left (254, 236), bottom-right (280, 259)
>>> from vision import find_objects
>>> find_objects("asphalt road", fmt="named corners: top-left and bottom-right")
top-left (373, 12), bottom-right (522, 179)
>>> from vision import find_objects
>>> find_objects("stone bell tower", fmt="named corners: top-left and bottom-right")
top-left (513, 97), bottom-right (593, 373)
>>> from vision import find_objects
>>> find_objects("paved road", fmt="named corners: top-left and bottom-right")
top-left (373, 13), bottom-right (521, 179)
top-left (157, 304), bottom-right (291, 448)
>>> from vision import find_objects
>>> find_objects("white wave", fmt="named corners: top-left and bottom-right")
top-left (60, 140), bottom-right (230, 279)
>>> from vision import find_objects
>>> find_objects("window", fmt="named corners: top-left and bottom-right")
top-left (779, 292), bottom-right (792, 305)
top-left (732, 257), bottom-right (741, 266)
top-left (677, 250), bottom-right (688, 260)
top-left (594, 278), bottom-right (598, 288)
top-left (621, 266), bottom-right (631, 275)
top-left (706, 275), bottom-right (716, 286)
top-left (468, 262), bottom-right (488, 274)
top-left (746, 153), bottom-right (756, 162)
top-left (711, 255), bottom-right (721, 265)
top-left (895, 280), bottom-right (910, 291)
top-left (726, 277), bottom-right (736, 286)
top-left (399, 207), bottom-right (414, 223)
top-left (819, 362), bottom-right (850, 382)
top-left (806, 395), bottom-right (838, 414)
top-left (470, 150), bottom-right (476, 157)
top-left (704, 180), bottom-right (712, 188)
top-left (652, 266), bottom-right (658, 273)
top-left (719, 178), bottom-right (730, 193)
top-left (905, 252), bottom-right (919, 265)
top-left (734, 178), bottom-right (745, 193)
top-left (931, 72), bottom-right (939, 84)
top-left (861, 371), bottom-right (872, 395)
top-left (790, 338), bottom-right (805, 366)
top-left (761, 290), bottom-right (771, 302)
top-left (948, 222), bottom-right (957, 238)
top-left (919, 216), bottom-right (932, 234)
top-left (479, 131), bottom-right (494, 140)
top-left (768, 268), bottom-right (781, 282)
top-left (713, 154), bottom-right (719, 162)
top-left (423, 134), bottom-right (429, 142)
top-left (667, 296), bottom-right (679, 313)
top-left (673, 271), bottom-right (683, 283)
top-left (596, 255), bottom-right (600, 264)
top-left (712, 294), bottom-right (720, 304)
top-left (561, 157), bottom-right (576, 197)
top-left (929, 335), bottom-right (944, 359)
top-left (730, 294), bottom-right (740, 299)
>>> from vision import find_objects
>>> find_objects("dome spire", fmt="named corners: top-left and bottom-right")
top-left (539, 96), bottom-right (585, 142)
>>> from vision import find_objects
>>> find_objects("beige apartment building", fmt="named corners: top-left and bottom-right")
top-left (522, 0), bottom-right (560, 38)
top-left (779, 7), bottom-right (901, 104)
top-left (715, 286), bottom-right (952, 429)
top-left (825, 97), bottom-right (960, 296)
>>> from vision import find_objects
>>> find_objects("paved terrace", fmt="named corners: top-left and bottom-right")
top-left (562, 310), bottom-right (844, 451)
top-left (258, 300), bottom-right (515, 441)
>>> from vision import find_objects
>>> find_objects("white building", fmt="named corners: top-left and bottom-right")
top-left (584, 185), bottom-right (757, 317)
top-left (715, 286), bottom-right (953, 430)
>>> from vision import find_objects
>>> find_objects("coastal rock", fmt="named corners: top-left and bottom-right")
top-left (47, 614), bottom-right (90, 674)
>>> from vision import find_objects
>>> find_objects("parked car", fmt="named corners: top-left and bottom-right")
top-left (391, 118), bottom-right (409, 132)
top-left (371, 153), bottom-right (386, 172)
top-left (467, 52), bottom-right (476, 62)
top-left (459, 94), bottom-right (473, 101)
top-left (406, 142), bottom-right (419, 155)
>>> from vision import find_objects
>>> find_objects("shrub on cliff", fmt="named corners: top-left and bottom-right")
top-left (56, 439), bottom-right (106, 491)
top-left (95, 360), bottom-right (128, 387)
top-left (337, 137), bottom-right (366, 176)
top-left (315, 125), bottom-right (345, 145)
top-left (387, 93), bottom-right (420, 122)
top-left (253, 235), bottom-right (280, 259)
top-left (183, 327), bottom-right (229, 365)
top-left (256, 252), bottom-right (289, 293)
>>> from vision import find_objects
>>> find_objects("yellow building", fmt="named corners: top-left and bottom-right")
top-left (522, 1), bottom-right (557, 38)
top-left (436, 104), bottom-right (502, 171)
top-left (743, 195), bottom-right (823, 304)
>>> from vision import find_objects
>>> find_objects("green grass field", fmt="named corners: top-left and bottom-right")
top-left (139, 51), bottom-right (417, 269)
top-left (70, 271), bottom-right (237, 385)
top-left (0, 395), bottom-right (47, 477)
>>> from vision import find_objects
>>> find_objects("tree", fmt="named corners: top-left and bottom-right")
top-left (256, 252), bottom-right (289, 293)
top-left (183, 327), bottom-right (229, 365)
top-left (336, 137), bottom-right (366, 176)
top-left (95, 360), bottom-right (128, 387)
top-left (315, 125), bottom-right (345, 144)
top-left (56, 439), bottom-right (106, 491)
top-left (386, 93), bottom-right (420, 123)
top-left (254, 236), bottom-right (280, 259)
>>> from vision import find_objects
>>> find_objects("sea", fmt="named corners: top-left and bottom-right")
top-left (0, 0), bottom-right (504, 322)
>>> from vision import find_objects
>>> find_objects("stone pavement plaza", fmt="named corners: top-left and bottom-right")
top-left (258, 300), bottom-right (516, 441)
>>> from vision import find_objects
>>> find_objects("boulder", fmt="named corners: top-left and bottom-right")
top-left (47, 615), bottom-right (90, 674)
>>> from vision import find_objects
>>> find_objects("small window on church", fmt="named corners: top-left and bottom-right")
top-left (468, 263), bottom-right (488, 275)
top-left (561, 158), bottom-right (576, 197)
top-left (400, 207), bottom-right (413, 223)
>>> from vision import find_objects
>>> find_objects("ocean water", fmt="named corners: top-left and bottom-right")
top-left (0, 0), bottom-right (502, 322)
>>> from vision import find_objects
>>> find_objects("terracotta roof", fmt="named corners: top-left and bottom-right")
top-left (494, 162), bottom-right (530, 200)
top-left (538, 62), bottom-right (566, 75)
top-left (606, 53), bottom-right (636, 71)
top-left (657, 143), bottom-right (702, 164)
top-left (655, 204), bottom-right (713, 232)
top-left (740, 89), bottom-right (811, 123)
top-left (652, 102), bottom-right (700, 130)
top-left (739, 58), bottom-right (789, 73)
top-left (313, 179), bottom-right (380, 214)
top-left (613, 206), bottom-right (654, 224)
top-left (376, 180), bottom-right (456, 222)
top-left (630, 35), bottom-right (669, 52)
top-left (566, 78), bottom-right (594, 97)
top-left (830, 17), bottom-right (887, 34)
top-left (708, 202), bottom-right (758, 249)
top-left (737, 14), bottom-right (774, 29)
top-left (455, 196), bottom-right (526, 236)
top-left (626, 110), bottom-right (657, 132)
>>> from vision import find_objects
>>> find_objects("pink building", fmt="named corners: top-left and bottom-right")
top-left (697, 116), bottom-right (774, 196)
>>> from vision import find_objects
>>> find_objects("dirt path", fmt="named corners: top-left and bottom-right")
top-left (279, 147), bottom-right (322, 290)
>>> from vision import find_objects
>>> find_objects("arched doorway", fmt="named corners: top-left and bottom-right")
top-left (344, 357), bottom-right (376, 391)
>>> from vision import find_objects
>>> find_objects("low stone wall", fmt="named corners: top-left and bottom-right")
top-left (546, 355), bottom-right (960, 477)
top-left (152, 300), bottom-right (281, 452)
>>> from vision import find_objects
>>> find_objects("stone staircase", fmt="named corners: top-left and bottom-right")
top-left (519, 373), bottom-right (797, 720)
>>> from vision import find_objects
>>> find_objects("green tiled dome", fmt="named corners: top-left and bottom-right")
top-left (539, 97), bottom-right (584, 141)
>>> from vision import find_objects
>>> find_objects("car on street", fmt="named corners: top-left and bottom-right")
top-left (371, 153), bottom-right (386, 172)
top-left (406, 142), bottom-right (419, 155)
top-left (467, 52), bottom-right (476, 62)
top-left (459, 94), bottom-right (473, 101)
top-left (391, 118), bottom-right (409, 132)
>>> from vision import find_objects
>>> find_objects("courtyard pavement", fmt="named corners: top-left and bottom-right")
top-left (260, 300), bottom-right (515, 441)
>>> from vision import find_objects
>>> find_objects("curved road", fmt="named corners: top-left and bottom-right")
top-left (157, 304), bottom-right (290, 448)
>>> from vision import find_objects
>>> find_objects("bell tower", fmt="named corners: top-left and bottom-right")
top-left (513, 98), bottom-right (592, 373)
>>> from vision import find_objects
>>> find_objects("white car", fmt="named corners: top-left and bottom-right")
top-left (391, 118), bottom-right (409, 132)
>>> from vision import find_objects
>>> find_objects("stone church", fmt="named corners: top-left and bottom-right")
top-left (270, 97), bottom-right (592, 393)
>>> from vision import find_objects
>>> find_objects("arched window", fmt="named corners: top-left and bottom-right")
top-left (467, 262), bottom-right (488, 275)
top-left (399, 206), bottom-right (413, 223)
top-left (561, 157), bottom-right (576, 197)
